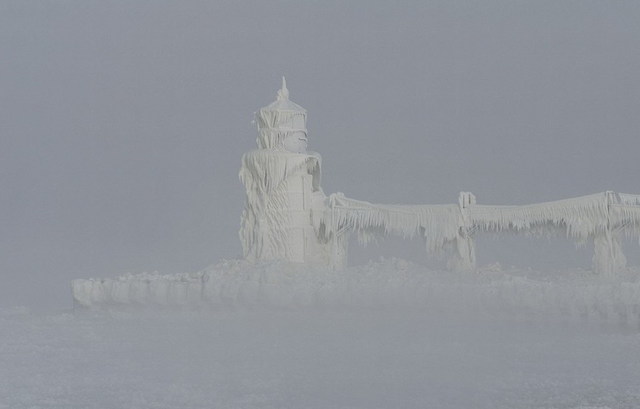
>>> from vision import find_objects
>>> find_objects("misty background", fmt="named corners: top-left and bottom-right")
top-left (1, 0), bottom-right (639, 310)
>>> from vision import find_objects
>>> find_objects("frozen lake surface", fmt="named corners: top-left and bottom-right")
top-left (4, 260), bottom-right (640, 409)
top-left (2, 310), bottom-right (640, 408)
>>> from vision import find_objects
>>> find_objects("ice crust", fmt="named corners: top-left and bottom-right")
top-left (72, 259), bottom-right (640, 326)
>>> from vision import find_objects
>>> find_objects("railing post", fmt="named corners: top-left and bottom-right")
top-left (447, 192), bottom-right (477, 273)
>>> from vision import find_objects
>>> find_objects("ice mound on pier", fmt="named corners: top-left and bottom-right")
top-left (72, 259), bottom-right (640, 324)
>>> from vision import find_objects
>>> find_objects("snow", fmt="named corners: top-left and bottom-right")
top-left (8, 260), bottom-right (640, 408)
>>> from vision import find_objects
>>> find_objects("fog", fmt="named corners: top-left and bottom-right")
top-left (2, 3), bottom-right (640, 408)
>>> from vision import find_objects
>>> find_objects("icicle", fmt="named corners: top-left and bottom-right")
top-left (316, 191), bottom-right (640, 273)
top-left (468, 193), bottom-right (612, 242)
top-left (318, 194), bottom-right (462, 256)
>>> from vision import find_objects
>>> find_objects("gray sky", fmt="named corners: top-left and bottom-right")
top-left (2, 0), bottom-right (639, 309)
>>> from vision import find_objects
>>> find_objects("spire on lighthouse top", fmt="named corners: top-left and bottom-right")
top-left (260, 76), bottom-right (305, 114)
top-left (277, 76), bottom-right (289, 101)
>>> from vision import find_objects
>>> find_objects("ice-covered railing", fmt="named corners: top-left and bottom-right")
top-left (618, 193), bottom-right (640, 206)
top-left (613, 193), bottom-right (640, 241)
top-left (469, 193), bottom-right (609, 240)
top-left (319, 194), bottom-right (460, 252)
top-left (317, 191), bottom-right (640, 275)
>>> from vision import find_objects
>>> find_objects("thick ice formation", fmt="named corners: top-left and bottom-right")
top-left (239, 78), bottom-right (344, 267)
top-left (238, 80), bottom-right (640, 274)
top-left (468, 191), bottom-right (639, 275)
top-left (71, 259), bottom-right (640, 327)
top-left (72, 79), bottom-right (640, 309)
top-left (314, 192), bottom-right (478, 272)
top-left (312, 190), bottom-right (640, 275)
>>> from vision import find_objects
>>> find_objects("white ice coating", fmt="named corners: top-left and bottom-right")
top-left (468, 191), bottom-right (639, 275)
top-left (239, 78), bottom-right (338, 266)
top-left (317, 191), bottom-right (640, 274)
top-left (254, 77), bottom-right (308, 151)
top-left (317, 194), bottom-right (461, 253)
top-left (70, 259), bottom-right (640, 328)
top-left (239, 150), bottom-right (327, 263)
top-left (238, 79), bottom-right (640, 274)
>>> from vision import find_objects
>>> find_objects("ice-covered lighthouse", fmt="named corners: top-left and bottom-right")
top-left (237, 78), bottom-right (640, 275)
top-left (69, 78), bottom-right (640, 308)
top-left (239, 78), bottom-right (341, 266)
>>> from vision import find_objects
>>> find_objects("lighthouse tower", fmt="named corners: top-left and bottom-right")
top-left (239, 78), bottom-right (334, 265)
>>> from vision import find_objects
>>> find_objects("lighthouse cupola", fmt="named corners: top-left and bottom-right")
top-left (255, 77), bottom-right (309, 153)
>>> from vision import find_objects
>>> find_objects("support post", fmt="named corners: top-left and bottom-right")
top-left (592, 191), bottom-right (626, 276)
top-left (447, 192), bottom-right (477, 273)
top-left (328, 193), bottom-right (348, 270)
